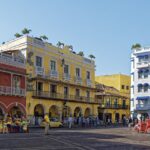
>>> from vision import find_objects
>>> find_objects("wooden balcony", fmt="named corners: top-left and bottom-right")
top-left (98, 103), bottom-right (129, 109)
top-left (32, 91), bottom-right (97, 104)
top-left (0, 86), bottom-right (25, 97)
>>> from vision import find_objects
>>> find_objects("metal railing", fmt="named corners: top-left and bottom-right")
top-left (0, 53), bottom-right (25, 68)
top-left (35, 66), bottom-right (44, 76)
top-left (0, 86), bottom-right (25, 96)
top-left (33, 91), bottom-right (94, 103)
top-left (136, 104), bottom-right (150, 110)
top-left (99, 103), bottom-right (128, 109)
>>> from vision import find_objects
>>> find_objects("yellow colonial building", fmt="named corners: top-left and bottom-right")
top-left (95, 74), bottom-right (131, 98)
top-left (0, 35), bottom-right (99, 122)
top-left (96, 83), bottom-right (130, 123)
top-left (95, 74), bottom-right (131, 123)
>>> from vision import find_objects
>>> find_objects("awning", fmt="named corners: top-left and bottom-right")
top-left (136, 96), bottom-right (150, 100)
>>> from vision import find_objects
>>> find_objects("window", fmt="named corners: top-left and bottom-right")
top-left (86, 71), bottom-right (90, 79)
top-left (50, 60), bottom-right (56, 71)
top-left (126, 86), bottom-right (129, 90)
top-left (144, 84), bottom-right (149, 92)
top-left (122, 85), bottom-right (125, 89)
top-left (13, 76), bottom-right (20, 89)
top-left (36, 56), bottom-right (42, 67)
top-left (138, 70), bottom-right (143, 79)
top-left (76, 68), bottom-right (80, 77)
top-left (138, 85), bottom-right (143, 93)
top-left (114, 99), bottom-right (118, 107)
top-left (64, 87), bottom-right (69, 97)
top-left (122, 100), bottom-right (126, 108)
top-left (86, 91), bottom-right (90, 98)
top-left (106, 99), bottom-right (111, 106)
top-left (64, 64), bottom-right (69, 74)
top-left (36, 82), bottom-right (43, 91)
top-left (50, 84), bottom-right (57, 93)
top-left (144, 70), bottom-right (149, 79)
top-left (75, 89), bottom-right (80, 97)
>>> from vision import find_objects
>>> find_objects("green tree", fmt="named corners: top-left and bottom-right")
top-left (40, 35), bottom-right (48, 41)
top-left (14, 33), bottom-right (22, 38)
top-left (22, 28), bottom-right (32, 35)
top-left (67, 45), bottom-right (73, 51)
top-left (89, 54), bottom-right (95, 60)
top-left (131, 43), bottom-right (141, 49)
top-left (78, 51), bottom-right (84, 56)
top-left (57, 41), bottom-right (64, 48)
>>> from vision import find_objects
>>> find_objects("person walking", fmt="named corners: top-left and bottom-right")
top-left (44, 114), bottom-right (50, 135)
top-left (68, 115), bottom-right (73, 129)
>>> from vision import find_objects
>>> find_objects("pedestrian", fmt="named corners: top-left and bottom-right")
top-left (44, 113), bottom-right (50, 135)
top-left (68, 115), bottom-right (73, 129)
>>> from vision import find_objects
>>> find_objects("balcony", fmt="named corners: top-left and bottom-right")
top-left (136, 104), bottom-right (150, 111)
top-left (32, 91), bottom-right (94, 103)
top-left (50, 70), bottom-right (58, 79)
top-left (86, 79), bottom-right (92, 86)
top-left (63, 73), bottom-right (70, 81)
top-left (35, 66), bottom-right (44, 76)
top-left (137, 61), bottom-right (149, 69)
top-left (0, 53), bottom-right (25, 68)
top-left (75, 76), bottom-right (82, 84)
top-left (0, 86), bottom-right (25, 97)
top-left (99, 104), bottom-right (129, 109)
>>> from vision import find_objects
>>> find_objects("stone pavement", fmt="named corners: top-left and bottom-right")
top-left (0, 127), bottom-right (150, 150)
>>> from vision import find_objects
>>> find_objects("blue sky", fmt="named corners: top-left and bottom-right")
top-left (0, 0), bottom-right (150, 75)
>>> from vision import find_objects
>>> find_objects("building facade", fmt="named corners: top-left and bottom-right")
top-left (95, 74), bottom-right (131, 98)
top-left (0, 35), bottom-right (99, 123)
top-left (96, 83), bottom-right (130, 123)
top-left (131, 47), bottom-right (150, 119)
top-left (0, 51), bottom-right (26, 119)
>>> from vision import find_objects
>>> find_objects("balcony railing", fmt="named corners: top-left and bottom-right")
top-left (50, 70), bottom-right (58, 79)
top-left (33, 91), bottom-right (94, 103)
top-left (0, 86), bottom-right (25, 97)
top-left (0, 53), bottom-right (25, 68)
top-left (136, 104), bottom-right (150, 111)
top-left (75, 76), bottom-right (82, 84)
top-left (99, 104), bottom-right (128, 109)
top-left (35, 66), bottom-right (44, 76)
top-left (86, 79), bottom-right (92, 86)
top-left (137, 61), bottom-right (149, 69)
top-left (63, 73), bottom-right (71, 81)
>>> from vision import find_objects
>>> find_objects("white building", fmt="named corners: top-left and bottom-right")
top-left (131, 47), bottom-right (150, 119)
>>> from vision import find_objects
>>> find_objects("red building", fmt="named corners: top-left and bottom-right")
top-left (0, 52), bottom-right (26, 119)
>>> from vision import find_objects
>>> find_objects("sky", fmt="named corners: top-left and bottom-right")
top-left (0, 0), bottom-right (150, 75)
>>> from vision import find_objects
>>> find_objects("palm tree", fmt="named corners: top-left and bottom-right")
top-left (40, 35), bottom-right (48, 41)
top-left (57, 41), bottom-right (64, 48)
top-left (131, 43), bottom-right (141, 50)
top-left (89, 54), bottom-right (95, 60)
top-left (67, 45), bottom-right (73, 51)
top-left (78, 51), bottom-right (84, 57)
top-left (21, 28), bottom-right (32, 35)
top-left (14, 33), bottom-right (22, 38)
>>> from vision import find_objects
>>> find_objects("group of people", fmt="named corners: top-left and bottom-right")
top-left (0, 114), bottom-right (29, 134)
top-left (64, 116), bottom-right (100, 128)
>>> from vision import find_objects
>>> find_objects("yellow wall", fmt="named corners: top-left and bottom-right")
top-left (95, 74), bottom-right (131, 97)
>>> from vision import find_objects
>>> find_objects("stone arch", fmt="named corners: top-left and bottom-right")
top-left (34, 104), bottom-right (45, 118)
top-left (84, 107), bottom-right (91, 117)
top-left (49, 105), bottom-right (59, 118)
top-left (7, 102), bottom-right (26, 117)
top-left (74, 106), bottom-right (82, 117)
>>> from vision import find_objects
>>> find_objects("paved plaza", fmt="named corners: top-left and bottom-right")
top-left (0, 127), bottom-right (150, 150)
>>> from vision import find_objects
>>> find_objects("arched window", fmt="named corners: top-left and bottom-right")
top-left (144, 83), bottom-right (149, 92)
top-left (144, 69), bottom-right (149, 78)
top-left (138, 70), bottom-right (143, 79)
